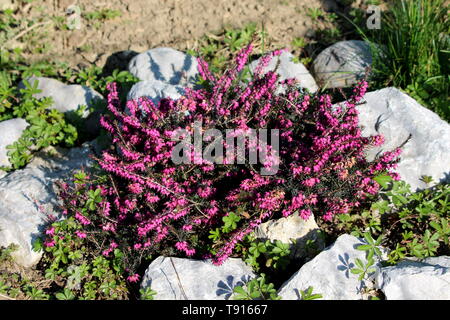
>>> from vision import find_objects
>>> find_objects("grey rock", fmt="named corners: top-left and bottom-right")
top-left (0, 118), bottom-right (29, 168)
top-left (127, 80), bottom-right (185, 104)
top-left (141, 256), bottom-right (256, 300)
top-left (423, 256), bottom-right (450, 268)
top-left (254, 213), bottom-right (325, 260)
top-left (356, 87), bottom-right (450, 190)
top-left (249, 51), bottom-right (318, 93)
top-left (19, 76), bottom-right (104, 118)
top-left (128, 47), bottom-right (199, 87)
top-left (376, 257), bottom-right (450, 300)
top-left (0, 144), bottom-right (93, 267)
top-left (393, 256), bottom-right (450, 269)
top-left (278, 234), bottom-right (383, 300)
top-left (313, 40), bottom-right (374, 88)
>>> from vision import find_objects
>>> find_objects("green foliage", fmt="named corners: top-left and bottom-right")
top-left (306, 8), bottom-right (325, 21)
top-left (28, 171), bottom-right (130, 300)
top-left (356, 232), bottom-right (383, 259)
top-left (187, 23), bottom-right (268, 74)
top-left (0, 244), bottom-right (17, 263)
top-left (55, 288), bottom-right (76, 300)
top-left (351, 234), bottom-right (380, 281)
top-left (291, 37), bottom-right (307, 50)
top-left (73, 66), bottom-right (138, 100)
top-left (244, 238), bottom-right (291, 272)
top-left (223, 23), bottom-right (259, 52)
top-left (0, 49), bottom-right (81, 171)
top-left (25, 286), bottom-right (50, 300)
top-left (139, 287), bottom-right (157, 300)
top-left (222, 212), bottom-right (241, 233)
top-left (34, 218), bottom-right (129, 300)
top-left (0, 41), bottom-right (138, 172)
top-left (0, 245), bottom-right (49, 300)
top-left (363, 0), bottom-right (450, 121)
top-left (298, 286), bottom-right (322, 300)
top-left (83, 9), bottom-right (122, 22)
top-left (335, 175), bottom-right (450, 265)
top-left (232, 274), bottom-right (280, 300)
top-left (0, 78), bottom-right (78, 170)
top-left (86, 188), bottom-right (102, 211)
top-left (346, 232), bottom-right (382, 282)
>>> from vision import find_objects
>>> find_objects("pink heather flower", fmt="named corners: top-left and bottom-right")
top-left (45, 227), bottom-right (55, 236)
top-left (127, 274), bottom-right (140, 283)
top-left (302, 178), bottom-right (320, 187)
top-left (102, 222), bottom-right (116, 232)
top-left (391, 172), bottom-right (401, 181)
top-left (299, 209), bottom-right (312, 220)
top-left (371, 134), bottom-right (385, 146)
top-left (101, 201), bottom-right (111, 216)
top-left (75, 212), bottom-right (91, 225)
top-left (175, 241), bottom-right (196, 256)
top-left (282, 209), bottom-right (292, 217)
top-left (102, 242), bottom-right (118, 256)
top-left (44, 239), bottom-right (56, 247)
top-left (323, 211), bottom-right (333, 221)
top-left (75, 230), bottom-right (87, 239)
top-left (128, 183), bottom-right (144, 194)
top-left (197, 57), bottom-right (215, 82)
top-left (86, 49), bottom-right (398, 271)
top-left (175, 241), bottom-right (188, 251)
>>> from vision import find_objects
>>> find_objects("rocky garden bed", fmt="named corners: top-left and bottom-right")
top-left (0, 0), bottom-right (448, 301)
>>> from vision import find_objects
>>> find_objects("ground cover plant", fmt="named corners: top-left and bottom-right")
top-left (330, 176), bottom-right (450, 263)
top-left (322, 176), bottom-right (450, 300)
top-left (0, 76), bottom-right (78, 170)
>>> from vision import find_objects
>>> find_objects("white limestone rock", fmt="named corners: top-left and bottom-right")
top-left (376, 257), bottom-right (450, 300)
top-left (126, 80), bottom-right (185, 104)
top-left (0, 118), bottom-right (29, 168)
top-left (278, 234), bottom-right (383, 300)
top-left (128, 47), bottom-right (199, 87)
top-left (140, 256), bottom-right (256, 300)
top-left (19, 76), bottom-right (104, 117)
top-left (0, 144), bottom-right (93, 267)
top-left (356, 87), bottom-right (450, 190)
top-left (249, 51), bottom-right (318, 93)
top-left (254, 213), bottom-right (325, 260)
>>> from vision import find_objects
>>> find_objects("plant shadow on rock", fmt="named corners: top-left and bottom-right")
top-left (216, 274), bottom-right (251, 300)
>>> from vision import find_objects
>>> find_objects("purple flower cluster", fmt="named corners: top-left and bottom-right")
top-left (56, 44), bottom-right (401, 271)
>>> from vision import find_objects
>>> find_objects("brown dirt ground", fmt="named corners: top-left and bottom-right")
top-left (2, 0), bottom-right (366, 69)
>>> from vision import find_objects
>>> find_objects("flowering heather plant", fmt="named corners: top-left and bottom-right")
top-left (51, 44), bottom-right (401, 277)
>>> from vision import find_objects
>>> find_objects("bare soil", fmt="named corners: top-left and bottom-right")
top-left (4, 0), bottom-right (352, 69)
